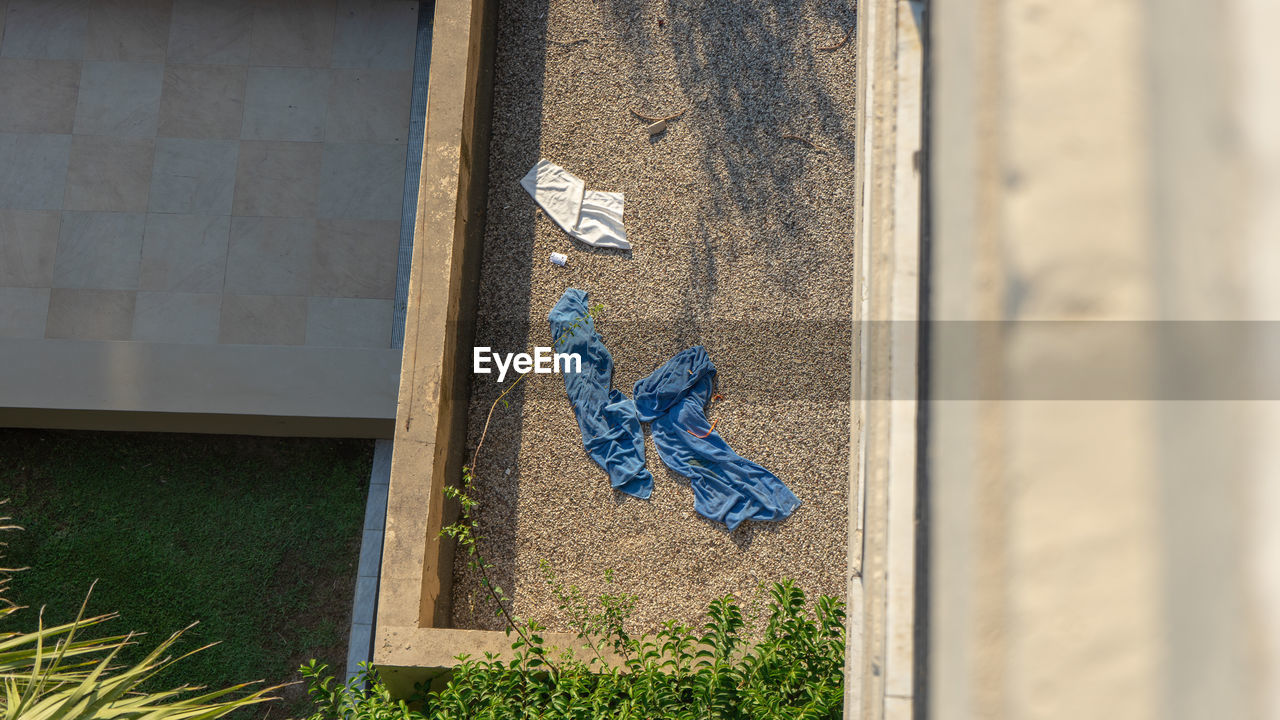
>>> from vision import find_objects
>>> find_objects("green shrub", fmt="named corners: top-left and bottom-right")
top-left (300, 661), bottom-right (421, 720)
top-left (301, 578), bottom-right (845, 720)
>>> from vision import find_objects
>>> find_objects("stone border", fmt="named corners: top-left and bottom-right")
top-left (372, 0), bottom-right (510, 693)
top-left (372, 0), bottom-right (621, 694)
top-left (846, 0), bottom-right (924, 717)
top-left (0, 339), bottom-right (398, 437)
top-left (345, 440), bottom-right (392, 682)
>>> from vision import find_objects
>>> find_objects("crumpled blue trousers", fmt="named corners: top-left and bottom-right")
top-left (549, 288), bottom-right (653, 497)
top-left (633, 346), bottom-right (802, 530)
top-left (549, 288), bottom-right (801, 529)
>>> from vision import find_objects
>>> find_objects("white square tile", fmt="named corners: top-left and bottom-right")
top-left (148, 138), bottom-right (238, 214)
top-left (166, 0), bottom-right (251, 64)
top-left (132, 291), bottom-right (220, 343)
top-left (0, 132), bottom-right (71, 209)
top-left (52, 211), bottom-right (145, 290)
top-left (1, 0), bottom-right (88, 60)
top-left (73, 61), bottom-right (164, 137)
top-left (139, 214), bottom-right (230, 293)
top-left (0, 287), bottom-right (50, 338)
top-left (306, 297), bottom-right (392, 347)
top-left (331, 0), bottom-right (417, 70)
top-left (225, 217), bottom-right (314, 295)
top-left (325, 69), bottom-right (412, 143)
top-left (242, 67), bottom-right (328, 142)
top-left (317, 143), bottom-right (406, 220)
top-left (0, 210), bottom-right (60, 286)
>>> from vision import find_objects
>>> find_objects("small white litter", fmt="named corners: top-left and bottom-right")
top-left (521, 160), bottom-right (629, 250)
top-left (549, 252), bottom-right (568, 266)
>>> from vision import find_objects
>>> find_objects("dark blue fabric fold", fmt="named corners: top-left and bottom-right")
top-left (548, 288), bottom-right (653, 498)
top-left (633, 346), bottom-right (801, 530)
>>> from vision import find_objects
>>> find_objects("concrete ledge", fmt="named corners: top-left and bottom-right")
top-left (847, 0), bottom-right (924, 718)
top-left (0, 408), bottom-right (393, 438)
top-left (376, 627), bottom-right (622, 697)
top-left (374, 0), bottom-right (498, 678)
top-left (0, 338), bottom-right (399, 436)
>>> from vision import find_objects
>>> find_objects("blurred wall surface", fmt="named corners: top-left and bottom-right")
top-left (927, 0), bottom-right (1280, 718)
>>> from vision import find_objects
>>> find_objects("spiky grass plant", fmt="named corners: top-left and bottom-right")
top-left (0, 500), bottom-right (282, 720)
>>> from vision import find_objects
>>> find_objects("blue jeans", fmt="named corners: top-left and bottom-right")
top-left (633, 346), bottom-right (801, 530)
top-left (549, 289), bottom-right (801, 529)
top-left (548, 288), bottom-right (653, 497)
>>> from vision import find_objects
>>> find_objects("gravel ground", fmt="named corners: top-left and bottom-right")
top-left (451, 0), bottom-right (858, 633)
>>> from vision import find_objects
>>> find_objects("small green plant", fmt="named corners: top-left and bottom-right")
top-left (300, 580), bottom-right (845, 720)
top-left (441, 299), bottom-right (607, 651)
top-left (540, 562), bottom-right (636, 662)
top-left (300, 661), bottom-right (422, 720)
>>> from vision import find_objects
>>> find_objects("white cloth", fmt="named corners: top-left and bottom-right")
top-left (521, 160), bottom-right (629, 250)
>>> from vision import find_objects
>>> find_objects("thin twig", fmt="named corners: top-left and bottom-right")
top-left (456, 369), bottom-right (565, 680)
top-left (463, 529), bottom-right (530, 652)
top-left (542, 566), bottom-right (611, 667)
top-left (630, 107), bottom-right (687, 124)
top-left (470, 371), bottom-right (531, 473)
top-left (453, 308), bottom-right (600, 673)
top-left (818, 25), bottom-right (854, 52)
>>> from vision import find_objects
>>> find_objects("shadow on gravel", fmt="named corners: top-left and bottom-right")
top-left (597, 0), bottom-right (858, 348)
top-left (598, 0), bottom-right (857, 246)
top-left (451, 0), bottom-right (549, 630)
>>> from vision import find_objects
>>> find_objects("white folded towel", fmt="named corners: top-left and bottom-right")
top-left (521, 160), bottom-right (629, 250)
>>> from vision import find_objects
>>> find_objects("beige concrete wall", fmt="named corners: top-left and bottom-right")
top-left (374, 0), bottom-right (499, 683)
top-left (1233, 1), bottom-right (1280, 714)
top-left (847, 1), bottom-right (923, 717)
top-left (927, 0), bottom-right (1280, 718)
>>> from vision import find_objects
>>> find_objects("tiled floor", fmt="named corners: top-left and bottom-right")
top-left (0, 0), bottom-right (416, 351)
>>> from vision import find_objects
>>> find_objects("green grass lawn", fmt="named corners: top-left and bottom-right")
top-left (1, 429), bottom-right (373, 719)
